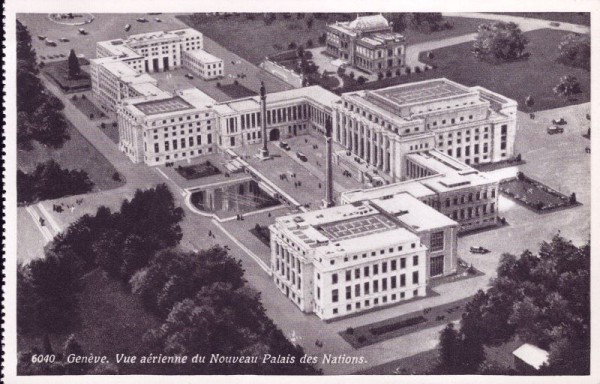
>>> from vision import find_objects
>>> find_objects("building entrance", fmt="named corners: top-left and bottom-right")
top-left (269, 128), bottom-right (280, 141)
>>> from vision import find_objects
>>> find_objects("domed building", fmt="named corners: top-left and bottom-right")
top-left (326, 14), bottom-right (406, 76)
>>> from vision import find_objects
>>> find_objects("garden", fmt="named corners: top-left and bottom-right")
top-left (71, 93), bottom-right (105, 120)
top-left (500, 172), bottom-right (578, 213)
top-left (174, 161), bottom-right (222, 180)
top-left (250, 223), bottom-right (271, 246)
top-left (42, 58), bottom-right (91, 93)
top-left (340, 297), bottom-right (472, 349)
top-left (218, 82), bottom-right (257, 99)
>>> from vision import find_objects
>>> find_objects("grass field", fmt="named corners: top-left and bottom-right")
top-left (17, 121), bottom-right (124, 192)
top-left (18, 268), bottom-right (160, 372)
top-left (219, 83), bottom-right (257, 99)
top-left (71, 94), bottom-right (105, 120)
top-left (500, 12), bottom-right (590, 26)
top-left (343, 29), bottom-right (590, 112)
top-left (178, 14), bottom-right (488, 65)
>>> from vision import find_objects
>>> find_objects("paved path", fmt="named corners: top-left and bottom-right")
top-left (406, 12), bottom-right (591, 71)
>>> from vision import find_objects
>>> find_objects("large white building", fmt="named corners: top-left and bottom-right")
top-left (332, 78), bottom-right (518, 184)
top-left (342, 149), bottom-right (500, 233)
top-left (270, 191), bottom-right (459, 320)
top-left (91, 28), bottom-right (225, 111)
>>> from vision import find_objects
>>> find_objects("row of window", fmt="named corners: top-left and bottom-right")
top-left (450, 203), bottom-right (495, 220)
top-left (328, 271), bottom-right (420, 303)
top-left (328, 255), bottom-right (419, 284)
top-left (445, 190), bottom-right (496, 207)
top-left (326, 243), bottom-right (417, 266)
top-left (329, 290), bottom-right (419, 315)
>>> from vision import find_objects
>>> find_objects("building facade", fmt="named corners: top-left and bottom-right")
top-left (326, 14), bottom-right (406, 75)
top-left (332, 78), bottom-right (518, 183)
top-left (182, 50), bottom-right (224, 80)
top-left (341, 149), bottom-right (500, 233)
top-left (269, 193), bottom-right (458, 320)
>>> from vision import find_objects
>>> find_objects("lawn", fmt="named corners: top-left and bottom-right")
top-left (339, 296), bottom-right (472, 349)
top-left (343, 29), bottom-right (590, 112)
top-left (219, 83), bottom-right (257, 99)
top-left (358, 348), bottom-right (439, 375)
top-left (500, 12), bottom-right (590, 26)
top-left (175, 161), bottom-right (222, 180)
top-left (500, 175), bottom-right (576, 212)
top-left (42, 58), bottom-right (91, 93)
top-left (18, 268), bottom-right (161, 373)
top-left (70, 94), bottom-right (106, 120)
top-left (177, 14), bottom-right (488, 65)
top-left (17, 121), bottom-right (124, 192)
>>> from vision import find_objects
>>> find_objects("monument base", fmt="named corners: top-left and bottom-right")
top-left (256, 148), bottom-right (271, 160)
top-left (321, 199), bottom-right (335, 209)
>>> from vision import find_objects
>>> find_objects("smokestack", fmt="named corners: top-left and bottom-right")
top-left (258, 81), bottom-right (270, 159)
top-left (322, 118), bottom-right (334, 208)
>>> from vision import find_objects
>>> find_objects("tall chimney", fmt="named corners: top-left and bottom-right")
top-left (258, 81), bottom-right (270, 159)
top-left (322, 118), bottom-right (334, 208)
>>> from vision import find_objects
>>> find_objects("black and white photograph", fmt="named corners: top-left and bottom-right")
top-left (2, 1), bottom-right (598, 382)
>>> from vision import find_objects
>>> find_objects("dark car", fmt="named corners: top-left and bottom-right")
top-left (552, 118), bottom-right (567, 125)
top-left (547, 125), bottom-right (564, 135)
top-left (296, 152), bottom-right (307, 162)
top-left (470, 246), bottom-right (490, 254)
top-left (279, 141), bottom-right (290, 150)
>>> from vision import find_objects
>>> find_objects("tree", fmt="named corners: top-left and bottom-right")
top-left (473, 22), bottom-right (529, 63)
top-left (436, 323), bottom-right (461, 373)
top-left (64, 335), bottom-right (89, 374)
top-left (67, 49), bottom-right (81, 79)
top-left (525, 95), bottom-right (534, 109)
top-left (143, 282), bottom-right (319, 375)
top-left (554, 75), bottom-right (581, 98)
top-left (306, 17), bottom-right (314, 29)
top-left (557, 33), bottom-right (590, 70)
top-left (407, 13), bottom-right (445, 33)
top-left (446, 236), bottom-right (590, 374)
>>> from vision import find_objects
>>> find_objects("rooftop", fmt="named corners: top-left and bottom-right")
top-left (370, 78), bottom-right (472, 107)
top-left (101, 60), bottom-right (139, 78)
top-left (184, 49), bottom-right (222, 63)
top-left (330, 14), bottom-right (392, 36)
top-left (175, 88), bottom-right (216, 109)
top-left (512, 343), bottom-right (549, 370)
top-left (129, 82), bottom-right (168, 98)
top-left (372, 193), bottom-right (458, 231)
top-left (133, 96), bottom-right (194, 115)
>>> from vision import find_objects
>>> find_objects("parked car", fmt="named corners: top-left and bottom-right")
top-left (78, 28), bottom-right (87, 35)
top-left (136, 17), bottom-right (148, 23)
top-left (552, 118), bottom-right (567, 125)
top-left (45, 39), bottom-right (57, 47)
top-left (185, 73), bottom-right (194, 79)
top-left (37, 35), bottom-right (46, 40)
top-left (470, 246), bottom-right (490, 254)
top-left (547, 125), bottom-right (564, 134)
top-left (59, 37), bottom-right (70, 42)
top-left (155, 18), bottom-right (162, 22)
top-left (296, 152), bottom-right (308, 162)
top-left (125, 24), bottom-right (131, 32)
top-left (279, 141), bottom-right (290, 150)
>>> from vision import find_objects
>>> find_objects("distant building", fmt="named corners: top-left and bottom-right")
top-left (326, 14), bottom-right (406, 75)
top-left (96, 28), bottom-right (204, 73)
top-left (513, 343), bottom-right (549, 372)
top-left (92, 28), bottom-right (226, 112)
top-left (182, 50), bottom-right (224, 80)
top-left (269, 192), bottom-right (459, 320)
top-left (341, 149), bottom-right (500, 233)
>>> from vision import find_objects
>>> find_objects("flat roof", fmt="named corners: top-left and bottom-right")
top-left (185, 49), bottom-right (221, 63)
top-left (342, 177), bottom-right (437, 203)
top-left (316, 227), bottom-right (419, 257)
top-left (129, 82), bottom-right (168, 97)
top-left (371, 79), bottom-right (471, 106)
top-left (513, 344), bottom-right (549, 370)
top-left (318, 213), bottom-right (398, 241)
top-left (101, 60), bottom-right (139, 78)
top-left (133, 96), bottom-right (194, 115)
top-left (176, 88), bottom-right (216, 108)
top-left (406, 150), bottom-right (473, 175)
top-left (372, 193), bottom-right (458, 231)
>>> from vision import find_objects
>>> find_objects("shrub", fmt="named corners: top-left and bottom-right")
top-left (357, 335), bottom-right (367, 343)
top-left (395, 68), bottom-right (402, 76)
top-left (386, 70), bottom-right (392, 78)
top-left (72, 95), bottom-right (78, 100)
top-left (346, 327), bottom-right (354, 335)
top-left (570, 192), bottom-right (577, 204)
top-left (216, 82), bottom-right (221, 88)
top-left (405, 67), bottom-right (412, 75)
top-left (113, 122), bottom-right (117, 128)
top-left (81, 94), bottom-right (86, 99)
top-left (378, 72), bottom-right (384, 80)
top-left (288, 42), bottom-right (297, 50)
top-left (234, 80), bottom-right (239, 85)
top-left (515, 153), bottom-right (522, 162)
top-left (100, 122), bottom-right (105, 129)
top-left (357, 76), bottom-right (367, 85)
top-left (348, 71), bottom-right (355, 79)
top-left (427, 51), bottom-right (434, 59)
top-left (415, 66), bottom-right (422, 73)
top-left (89, 113), bottom-right (94, 119)
top-left (517, 171), bottom-right (525, 181)
top-left (307, 39), bottom-right (314, 48)
top-left (112, 172), bottom-right (122, 182)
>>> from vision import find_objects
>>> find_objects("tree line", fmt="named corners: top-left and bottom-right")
top-left (433, 235), bottom-right (590, 375)
top-left (17, 160), bottom-right (94, 204)
top-left (17, 20), bottom-right (69, 149)
top-left (18, 184), bottom-right (319, 375)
